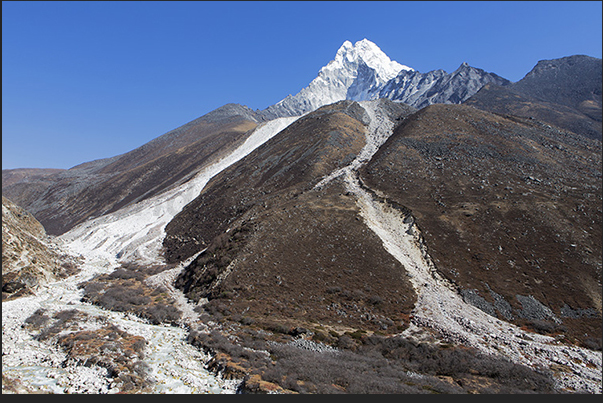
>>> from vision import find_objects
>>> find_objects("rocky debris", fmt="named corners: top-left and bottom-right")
top-left (356, 187), bottom-right (601, 393)
top-left (283, 338), bottom-right (339, 354)
top-left (2, 246), bottom-right (241, 394)
top-left (2, 196), bottom-right (81, 300)
top-left (560, 304), bottom-right (600, 319)
top-left (326, 102), bottom-right (602, 393)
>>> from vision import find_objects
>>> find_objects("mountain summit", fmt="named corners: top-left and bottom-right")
top-left (262, 39), bottom-right (412, 119)
top-left (261, 39), bottom-right (510, 119)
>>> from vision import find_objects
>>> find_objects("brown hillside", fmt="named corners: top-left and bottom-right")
top-left (465, 83), bottom-right (602, 140)
top-left (3, 107), bottom-right (259, 235)
top-left (1, 168), bottom-right (64, 189)
top-left (165, 100), bottom-right (418, 334)
top-left (360, 103), bottom-right (602, 347)
top-left (164, 101), bottom-right (370, 262)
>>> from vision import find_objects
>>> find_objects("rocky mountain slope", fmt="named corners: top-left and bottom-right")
top-left (510, 55), bottom-right (602, 117)
top-left (360, 103), bottom-right (602, 346)
top-left (1, 168), bottom-right (64, 189)
top-left (161, 98), bottom-right (601, 391)
top-left (2, 196), bottom-right (79, 300)
top-left (164, 100), bottom-right (419, 334)
top-left (465, 55), bottom-right (602, 140)
top-left (2, 104), bottom-right (262, 235)
top-left (380, 62), bottom-right (510, 108)
top-left (2, 39), bottom-right (601, 394)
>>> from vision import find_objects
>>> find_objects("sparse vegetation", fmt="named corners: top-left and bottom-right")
top-left (187, 323), bottom-right (556, 394)
top-left (57, 324), bottom-right (152, 392)
top-left (79, 263), bottom-right (182, 325)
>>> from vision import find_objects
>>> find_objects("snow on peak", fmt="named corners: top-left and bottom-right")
top-left (263, 39), bottom-right (414, 118)
top-left (324, 38), bottom-right (413, 84)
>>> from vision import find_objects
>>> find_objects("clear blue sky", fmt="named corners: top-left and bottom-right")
top-left (3, 1), bottom-right (602, 170)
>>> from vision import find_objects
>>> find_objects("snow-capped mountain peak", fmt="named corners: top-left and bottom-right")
top-left (261, 39), bottom-right (412, 119)
top-left (260, 39), bottom-right (509, 119)
top-left (324, 38), bottom-right (413, 84)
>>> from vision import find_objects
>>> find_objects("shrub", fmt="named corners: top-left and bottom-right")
top-left (24, 309), bottom-right (50, 329)
top-left (108, 268), bottom-right (145, 281)
top-left (52, 309), bottom-right (81, 322)
top-left (580, 337), bottom-right (602, 351)
top-left (98, 286), bottom-right (151, 312)
top-left (142, 304), bottom-right (182, 325)
top-left (326, 286), bottom-right (341, 294)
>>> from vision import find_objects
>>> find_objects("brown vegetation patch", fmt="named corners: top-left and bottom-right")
top-left (164, 100), bottom-right (369, 262)
top-left (187, 326), bottom-right (555, 394)
top-left (177, 180), bottom-right (417, 335)
top-left (79, 262), bottom-right (182, 325)
top-left (24, 307), bottom-right (152, 392)
top-left (57, 325), bottom-right (151, 393)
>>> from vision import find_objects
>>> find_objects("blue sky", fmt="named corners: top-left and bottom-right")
top-left (3, 1), bottom-right (602, 170)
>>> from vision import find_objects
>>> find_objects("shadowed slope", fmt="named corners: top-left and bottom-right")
top-left (465, 55), bottom-right (602, 140)
top-left (465, 84), bottom-right (602, 140)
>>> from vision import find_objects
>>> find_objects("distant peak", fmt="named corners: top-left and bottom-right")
top-left (330, 39), bottom-right (413, 81)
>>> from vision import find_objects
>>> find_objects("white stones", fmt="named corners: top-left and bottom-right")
top-left (2, 253), bottom-right (241, 394)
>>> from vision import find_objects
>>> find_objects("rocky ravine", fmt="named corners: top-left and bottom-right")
top-left (1, 254), bottom-right (239, 393)
top-left (2, 117), bottom-right (302, 394)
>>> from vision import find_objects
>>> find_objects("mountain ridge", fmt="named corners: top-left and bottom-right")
top-left (465, 54), bottom-right (602, 140)
top-left (261, 39), bottom-right (512, 119)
